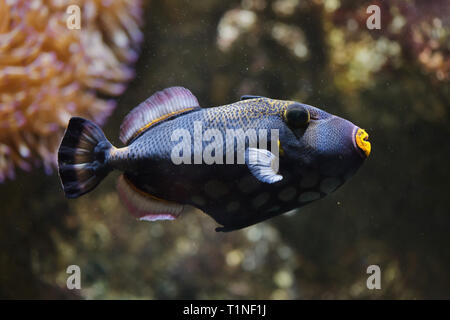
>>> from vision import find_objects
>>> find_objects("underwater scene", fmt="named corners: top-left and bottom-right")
top-left (0, 0), bottom-right (449, 299)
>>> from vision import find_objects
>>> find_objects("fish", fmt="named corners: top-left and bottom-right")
top-left (57, 86), bottom-right (371, 232)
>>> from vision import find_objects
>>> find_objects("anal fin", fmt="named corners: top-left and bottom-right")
top-left (117, 174), bottom-right (183, 221)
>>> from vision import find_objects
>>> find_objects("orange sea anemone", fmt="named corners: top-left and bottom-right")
top-left (0, 0), bottom-right (143, 182)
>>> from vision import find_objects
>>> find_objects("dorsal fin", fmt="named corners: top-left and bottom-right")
top-left (117, 174), bottom-right (184, 221)
top-left (240, 95), bottom-right (265, 100)
top-left (119, 87), bottom-right (199, 144)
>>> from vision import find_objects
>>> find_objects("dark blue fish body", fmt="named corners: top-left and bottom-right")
top-left (58, 87), bottom-right (370, 232)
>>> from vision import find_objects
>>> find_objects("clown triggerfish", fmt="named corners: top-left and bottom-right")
top-left (58, 87), bottom-right (371, 232)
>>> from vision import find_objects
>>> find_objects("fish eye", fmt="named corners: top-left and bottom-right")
top-left (284, 104), bottom-right (310, 128)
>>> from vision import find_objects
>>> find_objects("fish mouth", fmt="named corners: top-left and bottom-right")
top-left (354, 128), bottom-right (371, 158)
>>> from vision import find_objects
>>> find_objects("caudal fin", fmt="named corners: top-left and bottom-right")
top-left (58, 117), bottom-right (113, 198)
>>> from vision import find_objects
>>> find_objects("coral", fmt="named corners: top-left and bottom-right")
top-left (0, 0), bottom-right (143, 182)
top-left (330, 0), bottom-right (449, 82)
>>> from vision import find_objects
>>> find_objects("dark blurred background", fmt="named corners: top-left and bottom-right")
top-left (0, 0), bottom-right (449, 299)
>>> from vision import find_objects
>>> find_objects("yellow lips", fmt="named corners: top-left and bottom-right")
top-left (355, 128), bottom-right (371, 157)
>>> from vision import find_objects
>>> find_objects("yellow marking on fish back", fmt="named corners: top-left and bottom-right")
top-left (129, 107), bottom-right (195, 143)
top-left (205, 98), bottom-right (292, 130)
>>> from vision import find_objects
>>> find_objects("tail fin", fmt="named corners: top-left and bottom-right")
top-left (58, 117), bottom-right (113, 198)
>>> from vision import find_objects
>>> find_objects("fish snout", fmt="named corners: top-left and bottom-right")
top-left (354, 128), bottom-right (371, 158)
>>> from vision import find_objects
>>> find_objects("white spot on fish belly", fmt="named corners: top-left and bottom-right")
top-left (238, 175), bottom-right (259, 193)
top-left (300, 171), bottom-right (319, 188)
top-left (226, 201), bottom-right (240, 212)
top-left (252, 192), bottom-right (270, 208)
top-left (298, 191), bottom-right (321, 203)
top-left (278, 187), bottom-right (296, 202)
top-left (319, 177), bottom-right (341, 194)
top-left (205, 180), bottom-right (229, 199)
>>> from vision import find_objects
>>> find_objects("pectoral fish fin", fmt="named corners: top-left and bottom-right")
top-left (117, 174), bottom-right (184, 221)
top-left (119, 87), bottom-right (200, 145)
top-left (246, 148), bottom-right (283, 184)
top-left (240, 95), bottom-right (265, 100)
